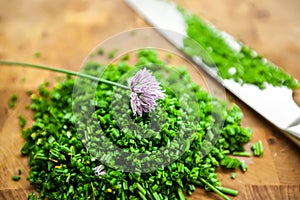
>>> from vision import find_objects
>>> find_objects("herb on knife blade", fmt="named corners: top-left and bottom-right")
top-left (180, 8), bottom-right (299, 89)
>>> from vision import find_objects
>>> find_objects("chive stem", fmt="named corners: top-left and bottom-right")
top-left (199, 178), bottom-right (230, 200)
top-left (177, 188), bottom-right (186, 200)
top-left (12, 175), bottom-right (21, 181)
top-left (232, 151), bottom-right (251, 157)
top-left (136, 183), bottom-right (146, 195)
top-left (91, 182), bottom-right (96, 200)
top-left (216, 186), bottom-right (238, 196)
top-left (0, 60), bottom-right (129, 90)
top-left (240, 160), bottom-right (247, 172)
top-left (251, 140), bottom-right (264, 156)
top-left (231, 173), bottom-right (236, 179)
top-left (138, 191), bottom-right (147, 200)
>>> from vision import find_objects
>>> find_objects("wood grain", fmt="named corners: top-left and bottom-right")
top-left (245, 185), bottom-right (300, 200)
top-left (0, 0), bottom-right (300, 199)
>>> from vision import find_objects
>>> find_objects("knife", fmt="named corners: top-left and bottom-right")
top-left (125, 0), bottom-right (300, 146)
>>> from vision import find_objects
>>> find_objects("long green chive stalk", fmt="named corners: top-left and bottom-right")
top-left (0, 60), bottom-right (129, 90)
top-left (199, 178), bottom-right (230, 200)
top-left (216, 186), bottom-right (238, 196)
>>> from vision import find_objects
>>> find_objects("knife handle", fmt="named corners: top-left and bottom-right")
top-left (293, 88), bottom-right (300, 107)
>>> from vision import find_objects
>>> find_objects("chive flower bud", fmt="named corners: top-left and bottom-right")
top-left (128, 68), bottom-right (164, 116)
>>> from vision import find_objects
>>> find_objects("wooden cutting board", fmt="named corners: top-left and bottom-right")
top-left (0, 0), bottom-right (299, 199)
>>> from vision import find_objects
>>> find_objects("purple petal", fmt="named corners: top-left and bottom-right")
top-left (128, 68), bottom-right (164, 116)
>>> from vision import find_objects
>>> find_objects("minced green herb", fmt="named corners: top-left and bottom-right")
top-left (232, 151), bottom-right (251, 157)
top-left (180, 9), bottom-right (299, 89)
top-left (18, 115), bottom-right (26, 128)
top-left (9, 94), bottom-right (18, 108)
top-left (34, 52), bottom-right (41, 58)
top-left (12, 175), bottom-right (21, 181)
top-left (121, 54), bottom-right (130, 61)
top-left (240, 160), bottom-right (247, 172)
top-left (97, 48), bottom-right (104, 55)
top-left (108, 48), bottom-right (118, 59)
top-left (231, 173), bottom-right (236, 179)
top-left (251, 140), bottom-right (264, 156)
top-left (21, 49), bottom-right (253, 200)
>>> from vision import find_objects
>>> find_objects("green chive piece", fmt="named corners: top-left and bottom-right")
top-left (177, 188), bottom-right (186, 200)
top-left (251, 140), bottom-right (264, 156)
top-left (0, 61), bottom-right (129, 89)
top-left (200, 178), bottom-right (230, 200)
top-left (97, 48), bottom-right (104, 55)
top-left (216, 186), bottom-right (238, 196)
top-left (240, 160), bottom-right (247, 172)
top-left (9, 94), bottom-right (18, 108)
top-left (34, 52), bottom-right (41, 58)
top-left (108, 49), bottom-right (118, 59)
top-left (18, 169), bottom-right (22, 175)
top-left (18, 115), bottom-right (27, 128)
top-left (136, 183), bottom-right (146, 196)
top-left (232, 151), bottom-right (251, 157)
top-left (12, 175), bottom-right (21, 181)
top-left (231, 173), bottom-right (236, 179)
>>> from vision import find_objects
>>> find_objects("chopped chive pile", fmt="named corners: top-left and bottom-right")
top-left (180, 8), bottom-right (299, 89)
top-left (20, 50), bottom-right (254, 200)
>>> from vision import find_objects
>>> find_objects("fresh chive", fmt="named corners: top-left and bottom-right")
top-left (11, 49), bottom-right (256, 199)
top-left (12, 175), bottom-right (21, 181)
top-left (108, 49), bottom-right (118, 59)
top-left (216, 186), bottom-right (238, 196)
top-left (181, 8), bottom-right (299, 89)
top-left (199, 178), bottom-right (230, 200)
top-left (9, 94), bottom-right (18, 108)
top-left (97, 48), bottom-right (104, 55)
top-left (136, 183), bottom-right (146, 196)
top-left (34, 52), bottom-right (41, 58)
top-left (138, 191), bottom-right (147, 200)
top-left (231, 173), bottom-right (236, 179)
top-left (240, 160), bottom-right (247, 172)
top-left (232, 151), bottom-right (251, 157)
top-left (18, 115), bottom-right (26, 128)
top-left (251, 140), bottom-right (264, 156)
top-left (0, 61), bottom-right (129, 90)
top-left (177, 188), bottom-right (186, 200)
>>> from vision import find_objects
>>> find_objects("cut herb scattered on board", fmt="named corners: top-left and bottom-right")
top-left (9, 94), bottom-right (18, 108)
top-left (180, 8), bottom-right (299, 90)
top-left (19, 50), bottom-right (256, 200)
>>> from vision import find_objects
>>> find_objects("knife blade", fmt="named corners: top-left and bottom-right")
top-left (125, 0), bottom-right (300, 146)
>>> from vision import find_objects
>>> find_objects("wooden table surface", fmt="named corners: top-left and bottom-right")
top-left (0, 0), bottom-right (299, 199)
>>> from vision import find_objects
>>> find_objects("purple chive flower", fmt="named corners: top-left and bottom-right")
top-left (128, 68), bottom-right (165, 116)
top-left (93, 164), bottom-right (106, 176)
